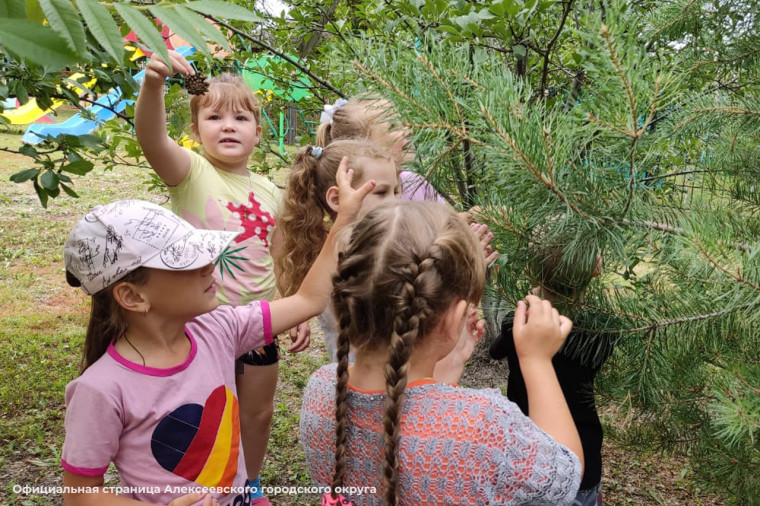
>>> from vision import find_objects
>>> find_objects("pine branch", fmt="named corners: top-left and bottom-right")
top-left (480, 104), bottom-right (593, 220)
top-left (449, 69), bottom-right (486, 91)
top-left (416, 53), bottom-right (466, 135)
top-left (601, 24), bottom-right (638, 137)
top-left (652, 0), bottom-right (701, 36)
top-left (690, 47), bottom-right (760, 71)
top-left (694, 239), bottom-right (760, 292)
top-left (584, 111), bottom-right (634, 137)
top-left (620, 219), bottom-right (752, 253)
top-left (352, 61), bottom-right (432, 117)
top-left (624, 303), bottom-right (756, 333)
top-left (673, 107), bottom-right (760, 133)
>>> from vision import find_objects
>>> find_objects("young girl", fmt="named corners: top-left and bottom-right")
top-left (277, 139), bottom-right (495, 363)
top-left (61, 164), bottom-right (372, 505)
top-left (300, 201), bottom-right (584, 506)
top-left (134, 51), bottom-right (309, 503)
top-left (274, 139), bottom-right (400, 363)
top-left (317, 97), bottom-right (446, 204)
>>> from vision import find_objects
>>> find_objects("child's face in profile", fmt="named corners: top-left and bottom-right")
top-left (352, 156), bottom-right (401, 218)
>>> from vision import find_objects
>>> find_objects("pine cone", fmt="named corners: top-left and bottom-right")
top-left (185, 72), bottom-right (209, 96)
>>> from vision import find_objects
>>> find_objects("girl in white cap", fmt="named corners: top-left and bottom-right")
top-left (60, 160), bottom-right (374, 506)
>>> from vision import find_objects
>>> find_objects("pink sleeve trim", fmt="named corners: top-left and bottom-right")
top-left (61, 459), bottom-right (108, 477)
top-left (261, 300), bottom-right (273, 344)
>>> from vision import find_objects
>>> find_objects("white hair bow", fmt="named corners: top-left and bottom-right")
top-left (320, 98), bottom-right (349, 125)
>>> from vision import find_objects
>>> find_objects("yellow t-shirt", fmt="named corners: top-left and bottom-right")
top-left (168, 149), bottom-right (280, 305)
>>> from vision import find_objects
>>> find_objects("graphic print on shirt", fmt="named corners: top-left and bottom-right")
top-left (151, 385), bottom-right (240, 488)
top-left (181, 194), bottom-right (273, 305)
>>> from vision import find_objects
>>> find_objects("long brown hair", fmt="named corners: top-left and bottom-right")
top-left (276, 139), bottom-right (393, 297)
top-left (330, 201), bottom-right (485, 504)
top-left (81, 268), bottom-right (150, 372)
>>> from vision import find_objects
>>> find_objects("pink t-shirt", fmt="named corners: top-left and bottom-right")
top-left (61, 302), bottom-right (272, 505)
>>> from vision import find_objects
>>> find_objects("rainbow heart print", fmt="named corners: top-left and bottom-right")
top-left (151, 385), bottom-right (240, 487)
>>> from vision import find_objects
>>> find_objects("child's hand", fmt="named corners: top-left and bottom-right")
top-left (167, 491), bottom-right (219, 506)
top-left (288, 321), bottom-right (311, 352)
top-left (513, 294), bottom-right (572, 364)
top-left (144, 50), bottom-right (195, 87)
top-left (470, 222), bottom-right (499, 266)
top-left (333, 156), bottom-right (376, 226)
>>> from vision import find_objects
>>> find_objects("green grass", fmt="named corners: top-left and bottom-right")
top-left (0, 130), bottom-right (327, 505)
top-left (0, 130), bottom-right (721, 506)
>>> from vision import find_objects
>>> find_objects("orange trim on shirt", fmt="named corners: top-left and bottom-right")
top-left (347, 378), bottom-right (438, 395)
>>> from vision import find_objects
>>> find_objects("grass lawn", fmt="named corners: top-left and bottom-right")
top-left (0, 129), bottom-right (722, 505)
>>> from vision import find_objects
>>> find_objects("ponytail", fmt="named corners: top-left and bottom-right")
top-left (316, 121), bottom-right (333, 147)
top-left (81, 267), bottom-right (149, 372)
top-left (277, 140), bottom-right (393, 297)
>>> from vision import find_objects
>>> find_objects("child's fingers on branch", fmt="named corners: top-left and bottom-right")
top-left (513, 294), bottom-right (571, 362)
top-left (469, 222), bottom-right (499, 265)
top-left (146, 50), bottom-right (195, 82)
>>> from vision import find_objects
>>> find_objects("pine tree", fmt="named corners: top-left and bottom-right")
top-left (351, 0), bottom-right (760, 501)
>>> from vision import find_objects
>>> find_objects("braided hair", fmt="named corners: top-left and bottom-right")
top-left (330, 201), bottom-right (485, 504)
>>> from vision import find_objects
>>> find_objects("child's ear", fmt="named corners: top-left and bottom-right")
top-left (325, 186), bottom-right (340, 214)
top-left (112, 282), bottom-right (150, 314)
top-left (190, 123), bottom-right (200, 142)
top-left (440, 299), bottom-right (469, 341)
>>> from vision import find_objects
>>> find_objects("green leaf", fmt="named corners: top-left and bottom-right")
top-left (40, 170), bottom-right (59, 190)
top-left (0, 19), bottom-right (79, 69)
top-left (0, 0), bottom-right (26, 18)
top-left (512, 44), bottom-right (527, 59)
top-left (38, 0), bottom-right (85, 53)
top-left (149, 4), bottom-right (209, 56)
top-left (114, 3), bottom-right (171, 71)
top-left (76, 134), bottom-right (104, 150)
top-left (77, 0), bottom-right (124, 63)
top-left (60, 159), bottom-right (94, 175)
top-left (14, 81), bottom-right (29, 105)
top-left (33, 180), bottom-right (49, 207)
top-left (190, 7), bottom-right (231, 53)
top-left (19, 144), bottom-right (38, 158)
top-left (185, 0), bottom-right (263, 23)
top-left (9, 168), bottom-right (39, 183)
top-left (60, 182), bottom-right (79, 198)
top-left (25, 0), bottom-right (44, 22)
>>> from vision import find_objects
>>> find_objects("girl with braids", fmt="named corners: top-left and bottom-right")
top-left (277, 139), bottom-right (496, 363)
top-left (300, 201), bottom-right (584, 506)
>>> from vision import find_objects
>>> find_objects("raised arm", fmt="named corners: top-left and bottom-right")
top-left (268, 157), bottom-right (375, 335)
top-left (513, 295), bottom-right (584, 473)
top-left (134, 51), bottom-right (194, 187)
